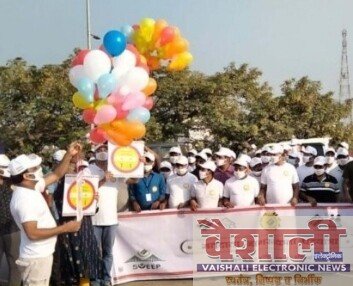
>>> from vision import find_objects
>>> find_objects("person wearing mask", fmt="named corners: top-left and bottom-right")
top-left (229, 150), bottom-right (237, 165)
top-left (191, 152), bottom-right (208, 179)
top-left (290, 139), bottom-right (303, 165)
top-left (165, 156), bottom-right (197, 209)
top-left (0, 155), bottom-right (21, 286)
top-left (260, 147), bottom-right (271, 169)
top-left (287, 151), bottom-right (300, 168)
top-left (190, 161), bottom-right (223, 211)
top-left (249, 157), bottom-right (263, 183)
top-left (85, 143), bottom-right (122, 286)
top-left (159, 161), bottom-right (173, 182)
top-left (129, 152), bottom-right (166, 211)
top-left (342, 148), bottom-right (353, 202)
top-left (201, 148), bottom-right (213, 161)
top-left (300, 156), bottom-right (340, 206)
top-left (214, 147), bottom-right (234, 185)
top-left (331, 147), bottom-right (350, 199)
top-left (187, 149), bottom-right (197, 172)
top-left (9, 143), bottom-right (82, 286)
top-left (297, 146), bottom-right (317, 185)
top-left (258, 145), bottom-right (300, 206)
top-left (325, 147), bottom-right (337, 173)
top-left (168, 146), bottom-right (182, 171)
top-left (223, 156), bottom-right (260, 207)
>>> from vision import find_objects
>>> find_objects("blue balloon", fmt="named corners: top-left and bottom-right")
top-left (121, 24), bottom-right (134, 41)
top-left (97, 73), bottom-right (118, 99)
top-left (103, 30), bottom-right (127, 57)
top-left (77, 78), bottom-right (94, 102)
top-left (127, 107), bottom-right (151, 124)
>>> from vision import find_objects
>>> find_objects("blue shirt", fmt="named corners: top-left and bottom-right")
top-left (128, 172), bottom-right (166, 210)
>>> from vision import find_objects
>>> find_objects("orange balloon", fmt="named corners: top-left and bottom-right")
top-left (166, 37), bottom-right (189, 57)
top-left (147, 56), bottom-right (160, 70)
top-left (152, 19), bottom-right (168, 45)
top-left (142, 78), bottom-right (157, 96)
top-left (110, 119), bottom-right (128, 132)
top-left (106, 129), bottom-right (132, 146)
top-left (125, 121), bottom-right (146, 139)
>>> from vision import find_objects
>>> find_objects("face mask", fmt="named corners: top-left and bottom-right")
top-left (199, 170), bottom-right (208, 180)
top-left (287, 158), bottom-right (297, 166)
top-left (161, 171), bottom-right (171, 179)
top-left (252, 171), bottom-right (262, 177)
top-left (176, 167), bottom-right (188, 176)
top-left (188, 165), bottom-right (196, 172)
top-left (96, 151), bottom-right (108, 161)
top-left (314, 168), bottom-right (325, 176)
top-left (261, 156), bottom-right (270, 164)
top-left (234, 170), bottom-right (246, 179)
top-left (34, 179), bottom-right (46, 193)
top-left (169, 156), bottom-right (179, 164)
top-left (338, 158), bottom-right (349, 166)
top-left (216, 158), bottom-right (226, 166)
top-left (326, 156), bottom-right (335, 164)
top-left (144, 164), bottom-right (153, 172)
top-left (26, 167), bottom-right (43, 181)
top-left (188, 156), bottom-right (196, 164)
top-left (270, 155), bottom-right (280, 165)
top-left (303, 155), bottom-right (311, 164)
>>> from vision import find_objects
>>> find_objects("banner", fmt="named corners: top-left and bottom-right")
top-left (62, 174), bottom-right (99, 217)
top-left (108, 141), bottom-right (144, 178)
top-left (112, 204), bottom-right (353, 285)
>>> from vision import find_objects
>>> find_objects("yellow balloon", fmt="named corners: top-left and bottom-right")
top-left (72, 92), bottom-right (93, 109)
top-left (139, 18), bottom-right (155, 42)
top-left (168, 52), bottom-right (193, 71)
top-left (94, 99), bottom-right (108, 110)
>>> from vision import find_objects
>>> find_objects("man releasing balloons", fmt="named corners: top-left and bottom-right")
top-left (68, 18), bottom-right (192, 146)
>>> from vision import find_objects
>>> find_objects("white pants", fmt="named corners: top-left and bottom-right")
top-left (16, 255), bottom-right (53, 286)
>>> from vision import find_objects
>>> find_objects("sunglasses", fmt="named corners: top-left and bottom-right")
top-left (313, 165), bottom-right (324, 169)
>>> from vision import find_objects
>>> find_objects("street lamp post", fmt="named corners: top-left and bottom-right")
top-left (86, 0), bottom-right (92, 49)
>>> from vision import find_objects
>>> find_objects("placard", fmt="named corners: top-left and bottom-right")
top-left (108, 141), bottom-right (144, 178)
top-left (62, 174), bottom-right (99, 217)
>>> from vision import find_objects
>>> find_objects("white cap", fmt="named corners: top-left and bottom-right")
top-left (94, 144), bottom-right (107, 152)
top-left (0, 154), bottom-right (10, 167)
top-left (187, 149), bottom-right (197, 156)
top-left (313, 156), bottom-right (326, 166)
top-left (215, 147), bottom-right (232, 157)
top-left (0, 167), bottom-right (10, 178)
top-left (9, 155), bottom-right (40, 176)
top-left (282, 144), bottom-right (292, 151)
top-left (261, 146), bottom-right (271, 154)
top-left (196, 152), bottom-right (208, 162)
top-left (250, 144), bottom-right (257, 150)
top-left (78, 160), bottom-right (89, 168)
top-left (89, 157), bottom-right (96, 163)
top-left (53, 150), bottom-right (66, 162)
top-left (255, 149), bottom-right (262, 155)
top-left (337, 147), bottom-right (349, 157)
top-left (202, 148), bottom-right (212, 156)
top-left (199, 161), bottom-right (217, 172)
top-left (160, 161), bottom-right (172, 170)
top-left (144, 151), bottom-right (155, 162)
top-left (268, 145), bottom-right (284, 155)
top-left (303, 146), bottom-right (317, 156)
top-left (169, 146), bottom-right (182, 155)
top-left (176, 156), bottom-right (188, 165)
top-left (288, 151), bottom-right (300, 158)
top-left (229, 150), bottom-right (236, 159)
top-left (339, 142), bottom-right (349, 150)
top-left (325, 147), bottom-right (336, 155)
top-left (27, 154), bottom-right (42, 167)
top-left (250, 157), bottom-right (262, 168)
top-left (234, 156), bottom-right (249, 168)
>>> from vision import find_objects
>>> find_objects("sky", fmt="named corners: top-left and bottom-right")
top-left (1, 0), bottom-right (353, 97)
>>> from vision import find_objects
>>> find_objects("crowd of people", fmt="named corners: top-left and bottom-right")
top-left (1, 139), bottom-right (353, 286)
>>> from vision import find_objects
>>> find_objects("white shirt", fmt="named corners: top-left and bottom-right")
top-left (326, 162), bottom-right (338, 174)
top-left (224, 175), bottom-right (260, 206)
top-left (191, 178), bottom-right (223, 208)
top-left (10, 182), bottom-right (57, 259)
top-left (296, 165), bottom-right (314, 185)
top-left (328, 165), bottom-right (344, 192)
top-left (166, 173), bottom-right (198, 208)
top-left (85, 165), bottom-right (121, 226)
top-left (250, 173), bottom-right (262, 184)
top-left (261, 163), bottom-right (299, 204)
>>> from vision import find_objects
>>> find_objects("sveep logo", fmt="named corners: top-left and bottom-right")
top-left (125, 249), bottom-right (163, 270)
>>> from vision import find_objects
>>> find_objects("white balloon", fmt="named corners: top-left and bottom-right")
top-left (83, 50), bottom-right (112, 82)
top-left (68, 65), bottom-right (87, 87)
top-left (112, 50), bottom-right (136, 70)
top-left (119, 67), bottom-right (149, 92)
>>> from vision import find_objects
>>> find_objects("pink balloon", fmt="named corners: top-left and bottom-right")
top-left (143, 97), bottom-right (154, 110)
top-left (107, 93), bottom-right (125, 107)
top-left (94, 105), bottom-right (117, 124)
top-left (82, 108), bottom-right (96, 124)
top-left (90, 128), bottom-right (106, 144)
top-left (122, 91), bottom-right (146, 111)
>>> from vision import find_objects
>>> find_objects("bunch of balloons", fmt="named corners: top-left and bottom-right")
top-left (69, 30), bottom-right (157, 146)
top-left (129, 18), bottom-right (193, 71)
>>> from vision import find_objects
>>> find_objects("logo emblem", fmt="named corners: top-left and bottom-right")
top-left (260, 211), bottom-right (281, 229)
top-left (125, 250), bottom-right (163, 270)
top-left (112, 146), bottom-right (140, 173)
top-left (243, 183), bottom-right (250, 191)
top-left (67, 179), bottom-right (95, 210)
top-left (152, 186), bottom-right (158, 193)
